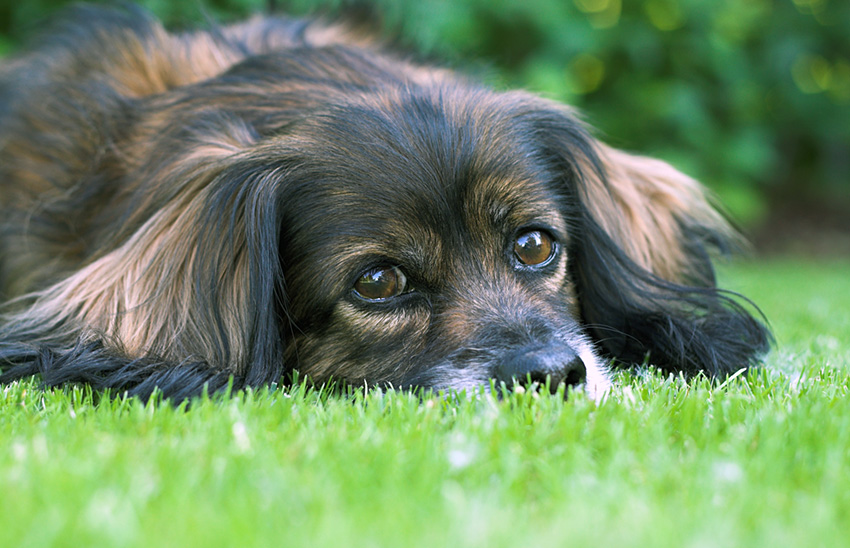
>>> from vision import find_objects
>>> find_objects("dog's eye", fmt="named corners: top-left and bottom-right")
top-left (353, 266), bottom-right (408, 301)
top-left (514, 230), bottom-right (555, 267)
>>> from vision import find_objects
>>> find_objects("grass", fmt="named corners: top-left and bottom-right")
top-left (1, 258), bottom-right (849, 548)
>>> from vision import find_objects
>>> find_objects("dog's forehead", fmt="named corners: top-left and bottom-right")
top-left (276, 90), bottom-right (569, 295)
top-left (283, 88), bottom-right (568, 220)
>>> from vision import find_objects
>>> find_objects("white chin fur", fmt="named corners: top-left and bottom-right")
top-left (578, 345), bottom-right (612, 402)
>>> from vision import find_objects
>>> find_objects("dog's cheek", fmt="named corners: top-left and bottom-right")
top-left (285, 301), bottom-right (431, 385)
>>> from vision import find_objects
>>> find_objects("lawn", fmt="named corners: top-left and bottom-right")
top-left (1, 258), bottom-right (848, 548)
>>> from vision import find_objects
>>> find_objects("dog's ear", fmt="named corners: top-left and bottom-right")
top-left (533, 109), bottom-right (772, 376)
top-left (0, 143), bottom-right (290, 399)
top-left (579, 143), bottom-right (739, 285)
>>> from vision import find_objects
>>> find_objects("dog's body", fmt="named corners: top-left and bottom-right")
top-left (0, 6), bottom-right (769, 400)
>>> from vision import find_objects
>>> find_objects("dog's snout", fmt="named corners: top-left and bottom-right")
top-left (495, 345), bottom-right (587, 393)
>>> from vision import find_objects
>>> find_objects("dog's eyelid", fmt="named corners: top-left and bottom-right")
top-left (516, 218), bottom-right (564, 238)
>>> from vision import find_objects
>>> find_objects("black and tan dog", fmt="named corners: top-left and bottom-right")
top-left (0, 5), bottom-right (770, 401)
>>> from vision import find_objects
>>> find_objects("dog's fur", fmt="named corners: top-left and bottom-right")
top-left (0, 5), bottom-right (770, 401)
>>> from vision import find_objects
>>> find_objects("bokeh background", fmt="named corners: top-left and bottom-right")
top-left (2, 0), bottom-right (848, 255)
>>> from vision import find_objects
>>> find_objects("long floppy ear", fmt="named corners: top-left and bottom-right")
top-left (580, 143), bottom-right (740, 285)
top-left (563, 137), bottom-right (771, 376)
top-left (0, 139), bottom-right (291, 400)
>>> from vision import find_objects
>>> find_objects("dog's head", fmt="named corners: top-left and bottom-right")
top-left (0, 7), bottom-right (770, 400)
top-left (271, 90), bottom-right (606, 395)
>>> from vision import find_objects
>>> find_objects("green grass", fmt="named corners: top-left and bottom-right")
top-left (1, 258), bottom-right (849, 548)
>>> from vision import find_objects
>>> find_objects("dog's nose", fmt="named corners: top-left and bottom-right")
top-left (495, 345), bottom-right (586, 393)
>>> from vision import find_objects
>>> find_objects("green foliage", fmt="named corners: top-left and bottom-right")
top-left (1, 0), bottom-right (848, 223)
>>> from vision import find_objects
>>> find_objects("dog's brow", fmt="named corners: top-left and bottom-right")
top-left (464, 175), bottom-right (568, 237)
top-left (325, 225), bottom-right (445, 276)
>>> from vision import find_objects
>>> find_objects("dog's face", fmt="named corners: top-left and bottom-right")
top-left (271, 93), bottom-right (607, 396)
top-left (0, 7), bottom-right (770, 401)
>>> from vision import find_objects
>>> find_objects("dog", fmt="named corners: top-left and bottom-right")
top-left (0, 5), bottom-right (770, 401)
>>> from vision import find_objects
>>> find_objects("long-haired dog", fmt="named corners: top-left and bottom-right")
top-left (0, 5), bottom-right (770, 401)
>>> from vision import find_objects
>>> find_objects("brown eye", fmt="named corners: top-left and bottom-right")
top-left (353, 266), bottom-right (407, 301)
top-left (513, 230), bottom-right (555, 266)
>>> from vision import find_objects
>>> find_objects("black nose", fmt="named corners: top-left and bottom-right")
top-left (495, 345), bottom-right (586, 393)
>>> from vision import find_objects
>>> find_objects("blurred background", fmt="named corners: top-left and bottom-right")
top-left (1, 0), bottom-right (848, 256)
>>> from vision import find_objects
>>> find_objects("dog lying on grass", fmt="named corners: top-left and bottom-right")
top-left (0, 5), bottom-right (770, 401)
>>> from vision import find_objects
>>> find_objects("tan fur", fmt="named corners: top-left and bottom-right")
top-left (3, 136), bottom-right (257, 370)
top-left (15, 186), bottom-right (250, 371)
top-left (581, 143), bottom-right (735, 282)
